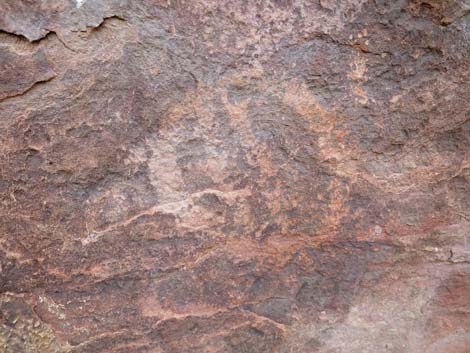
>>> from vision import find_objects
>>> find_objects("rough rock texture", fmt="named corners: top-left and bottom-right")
top-left (1, 1), bottom-right (469, 352)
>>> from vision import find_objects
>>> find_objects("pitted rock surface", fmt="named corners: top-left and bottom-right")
top-left (0, 1), bottom-right (469, 352)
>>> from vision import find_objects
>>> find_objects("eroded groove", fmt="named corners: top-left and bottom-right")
top-left (0, 75), bottom-right (56, 103)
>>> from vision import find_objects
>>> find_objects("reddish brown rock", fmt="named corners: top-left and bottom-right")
top-left (0, 1), bottom-right (469, 352)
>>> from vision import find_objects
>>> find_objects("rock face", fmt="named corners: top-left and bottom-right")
top-left (1, 1), bottom-right (469, 352)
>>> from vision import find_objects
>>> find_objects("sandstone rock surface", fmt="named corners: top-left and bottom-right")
top-left (1, 1), bottom-right (469, 352)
